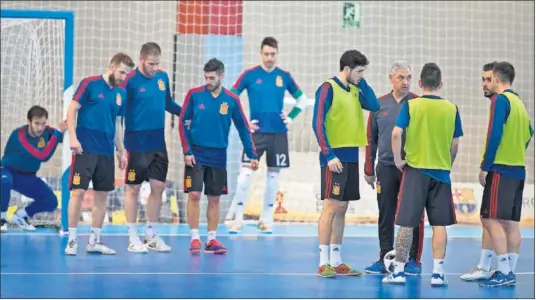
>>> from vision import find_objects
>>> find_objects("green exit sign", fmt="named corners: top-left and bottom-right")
top-left (342, 1), bottom-right (361, 29)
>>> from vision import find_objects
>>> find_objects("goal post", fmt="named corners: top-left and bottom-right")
top-left (0, 9), bottom-right (74, 234)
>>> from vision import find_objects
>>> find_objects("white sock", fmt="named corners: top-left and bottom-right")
top-left (207, 231), bottom-right (216, 242)
top-left (145, 222), bottom-right (157, 238)
top-left (497, 254), bottom-right (511, 274)
top-left (330, 244), bottom-right (342, 267)
top-left (260, 172), bottom-right (279, 225)
top-left (508, 253), bottom-right (519, 273)
top-left (232, 168), bottom-right (254, 223)
top-left (127, 223), bottom-right (139, 243)
top-left (478, 249), bottom-right (494, 271)
top-left (319, 245), bottom-right (329, 267)
top-left (1, 212), bottom-right (7, 220)
top-left (16, 208), bottom-right (28, 218)
top-left (433, 259), bottom-right (444, 275)
top-left (393, 261), bottom-right (405, 274)
top-left (68, 227), bottom-right (77, 242)
top-left (88, 227), bottom-right (101, 245)
top-left (191, 229), bottom-right (200, 241)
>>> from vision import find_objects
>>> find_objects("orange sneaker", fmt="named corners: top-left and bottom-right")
top-left (333, 263), bottom-right (362, 276)
top-left (190, 239), bottom-right (201, 255)
top-left (317, 264), bottom-right (337, 278)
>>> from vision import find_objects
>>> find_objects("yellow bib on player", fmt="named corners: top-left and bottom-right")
top-left (404, 97), bottom-right (457, 171)
top-left (480, 91), bottom-right (531, 167)
top-left (324, 79), bottom-right (367, 148)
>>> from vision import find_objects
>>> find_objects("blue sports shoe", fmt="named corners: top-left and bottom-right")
top-left (364, 260), bottom-right (387, 274)
top-left (405, 259), bottom-right (422, 276)
top-left (479, 271), bottom-right (516, 287)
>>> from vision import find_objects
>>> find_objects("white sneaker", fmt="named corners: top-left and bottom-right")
top-left (382, 272), bottom-right (406, 285)
top-left (431, 273), bottom-right (448, 287)
top-left (1, 219), bottom-right (8, 233)
top-left (257, 221), bottom-right (273, 234)
top-left (128, 236), bottom-right (148, 253)
top-left (460, 266), bottom-right (493, 281)
top-left (65, 239), bottom-right (78, 256)
top-left (144, 235), bottom-right (171, 252)
top-left (228, 222), bottom-right (242, 234)
top-left (86, 242), bottom-right (116, 255)
top-left (12, 213), bottom-right (36, 231)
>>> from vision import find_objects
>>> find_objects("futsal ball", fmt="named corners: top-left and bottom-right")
top-left (383, 250), bottom-right (396, 273)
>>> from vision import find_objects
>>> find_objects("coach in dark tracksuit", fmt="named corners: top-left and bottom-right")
top-left (363, 62), bottom-right (424, 275)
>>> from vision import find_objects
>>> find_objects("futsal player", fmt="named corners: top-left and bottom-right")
top-left (382, 63), bottom-right (463, 287)
top-left (0, 106), bottom-right (66, 233)
top-left (460, 61), bottom-right (499, 281)
top-left (226, 37), bottom-right (308, 234)
top-left (65, 53), bottom-right (134, 256)
top-left (477, 62), bottom-right (533, 288)
top-left (363, 61), bottom-right (424, 275)
top-left (122, 42), bottom-right (182, 253)
top-left (313, 50), bottom-right (380, 277)
top-left (179, 58), bottom-right (258, 255)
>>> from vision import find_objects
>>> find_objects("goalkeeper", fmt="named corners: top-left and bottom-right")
top-left (226, 37), bottom-right (308, 234)
top-left (0, 106), bottom-right (66, 233)
top-left (313, 50), bottom-right (379, 278)
top-left (383, 63), bottom-right (463, 287)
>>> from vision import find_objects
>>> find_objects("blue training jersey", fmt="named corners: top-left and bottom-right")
top-left (1, 125), bottom-right (63, 174)
top-left (179, 86), bottom-right (257, 168)
top-left (231, 66), bottom-right (303, 134)
top-left (73, 75), bottom-right (126, 156)
top-left (122, 68), bottom-right (182, 152)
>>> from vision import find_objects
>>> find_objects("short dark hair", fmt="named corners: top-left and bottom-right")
top-left (482, 61), bottom-right (497, 72)
top-left (420, 63), bottom-right (442, 90)
top-left (109, 52), bottom-right (135, 68)
top-left (140, 42), bottom-right (162, 57)
top-left (493, 61), bottom-right (515, 84)
top-left (203, 58), bottom-right (225, 74)
top-left (339, 50), bottom-right (369, 72)
top-left (261, 37), bottom-right (278, 50)
top-left (27, 105), bottom-right (48, 121)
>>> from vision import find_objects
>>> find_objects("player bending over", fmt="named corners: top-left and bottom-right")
top-left (383, 63), bottom-right (463, 287)
top-left (477, 62), bottom-right (533, 288)
top-left (65, 53), bottom-right (134, 256)
top-left (179, 58), bottom-right (258, 255)
top-left (226, 37), bottom-right (308, 234)
top-left (122, 42), bottom-right (182, 253)
top-left (363, 60), bottom-right (424, 276)
top-left (0, 106), bottom-right (66, 233)
top-left (460, 61), bottom-right (499, 281)
top-left (313, 50), bottom-right (380, 278)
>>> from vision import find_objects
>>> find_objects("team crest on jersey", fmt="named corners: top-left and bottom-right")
top-left (157, 79), bottom-right (166, 91)
top-left (275, 75), bottom-right (283, 87)
top-left (185, 176), bottom-right (192, 188)
top-left (37, 137), bottom-right (46, 148)
top-left (219, 102), bottom-right (229, 115)
top-left (332, 183), bottom-right (341, 196)
top-left (127, 169), bottom-right (136, 182)
top-left (72, 173), bottom-right (81, 186)
top-left (116, 93), bottom-right (122, 106)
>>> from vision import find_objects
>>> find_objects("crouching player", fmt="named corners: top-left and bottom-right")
top-left (1, 105), bottom-right (66, 232)
top-left (179, 58), bottom-right (258, 254)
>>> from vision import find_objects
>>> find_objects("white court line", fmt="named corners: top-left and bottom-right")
top-left (1, 271), bottom-right (534, 276)
top-left (3, 232), bottom-right (534, 239)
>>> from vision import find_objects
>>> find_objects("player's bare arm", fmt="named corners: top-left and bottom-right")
top-left (391, 126), bottom-right (405, 171)
top-left (451, 137), bottom-right (460, 166)
top-left (114, 116), bottom-right (127, 170)
top-left (67, 101), bottom-right (83, 155)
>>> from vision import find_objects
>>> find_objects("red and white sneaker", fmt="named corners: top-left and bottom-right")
top-left (204, 239), bottom-right (227, 254)
top-left (190, 239), bottom-right (202, 255)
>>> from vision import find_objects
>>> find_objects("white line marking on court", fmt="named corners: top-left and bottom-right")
top-left (1, 271), bottom-right (534, 276)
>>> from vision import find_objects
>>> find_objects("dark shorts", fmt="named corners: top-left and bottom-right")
top-left (184, 164), bottom-right (228, 196)
top-left (69, 152), bottom-right (115, 192)
top-left (242, 132), bottom-right (289, 168)
top-left (125, 150), bottom-right (168, 185)
top-left (481, 171), bottom-right (524, 222)
top-left (395, 166), bottom-right (456, 227)
top-left (320, 162), bottom-right (360, 201)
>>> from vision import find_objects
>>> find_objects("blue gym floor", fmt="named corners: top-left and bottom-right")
top-left (1, 224), bottom-right (534, 299)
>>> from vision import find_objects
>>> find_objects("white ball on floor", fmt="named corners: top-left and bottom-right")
top-left (383, 250), bottom-right (396, 273)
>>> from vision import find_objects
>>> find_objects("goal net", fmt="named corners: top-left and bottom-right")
top-left (1, 1), bottom-right (534, 229)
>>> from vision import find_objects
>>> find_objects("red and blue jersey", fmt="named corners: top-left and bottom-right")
top-left (1, 125), bottom-right (63, 174)
top-left (122, 69), bottom-right (181, 153)
top-left (179, 86), bottom-right (256, 168)
top-left (231, 66), bottom-right (303, 133)
top-left (73, 75), bottom-right (126, 156)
